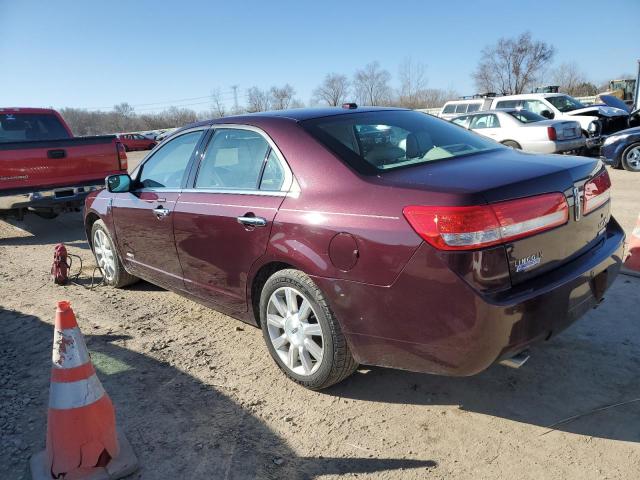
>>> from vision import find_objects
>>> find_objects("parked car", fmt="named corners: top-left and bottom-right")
top-left (601, 126), bottom-right (640, 172)
top-left (154, 128), bottom-right (178, 143)
top-left (451, 109), bottom-right (585, 153)
top-left (116, 133), bottom-right (156, 151)
top-left (84, 106), bottom-right (624, 390)
top-left (439, 97), bottom-right (493, 121)
top-left (0, 108), bottom-right (128, 219)
top-left (489, 93), bottom-right (630, 147)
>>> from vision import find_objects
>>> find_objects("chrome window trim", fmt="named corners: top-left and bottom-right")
top-left (202, 123), bottom-right (294, 193)
top-left (182, 188), bottom-right (288, 197)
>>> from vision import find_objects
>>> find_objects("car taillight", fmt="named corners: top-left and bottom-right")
top-left (547, 126), bottom-right (557, 141)
top-left (403, 193), bottom-right (569, 251)
top-left (116, 142), bottom-right (128, 170)
top-left (583, 169), bottom-right (611, 215)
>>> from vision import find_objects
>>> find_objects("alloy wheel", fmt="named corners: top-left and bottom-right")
top-left (624, 146), bottom-right (640, 171)
top-left (93, 229), bottom-right (116, 282)
top-left (266, 286), bottom-right (325, 376)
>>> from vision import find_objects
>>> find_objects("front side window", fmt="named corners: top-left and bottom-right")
top-left (138, 131), bottom-right (203, 188)
top-left (302, 110), bottom-right (500, 173)
top-left (452, 116), bottom-right (470, 128)
top-left (470, 114), bottom-right (499, 129)
top-left (545, 95), bottom-right (585, 113)
top-left (196, 129), bottom-right (270, 189)
top-left (521, 99), bottom-right (548, 115)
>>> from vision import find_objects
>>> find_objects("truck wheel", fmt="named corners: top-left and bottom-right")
top-left (91, 220), bottom-right (138, 288)
top-left (502, 140), bottom-right (521, 150)
top-left (259, 269), bottom-right (358, 390)
top-left (621, 143), bottom-right (640, 172)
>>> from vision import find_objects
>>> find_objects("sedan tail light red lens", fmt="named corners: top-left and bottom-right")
top-left (583, 169), bottom-right (611, 215)
top-left (547, 126), bottom-right (557, 141)
top-left (403, 193), bottom-right (569, 251)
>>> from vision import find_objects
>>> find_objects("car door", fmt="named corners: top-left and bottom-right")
top-left (173, 125), bottom-right (293, 313)
top-left (111, 128), bottom-right (206, 291)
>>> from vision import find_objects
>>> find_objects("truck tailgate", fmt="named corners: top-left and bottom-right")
top-left (0, 136), bottom-right (122, 191)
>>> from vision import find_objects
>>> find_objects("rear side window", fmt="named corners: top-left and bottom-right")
top-left (302, 110), bottom-right (499, 173)
top-left (139, 131), bottom-right (203, 188)
top-left (0, 113), bottom-right (70, 142)
top-left (508, 110), bottom-right (546, 123)
top-left (495, 100), bottom-right (519, 109)
top-left (467, 103), bottom-right (481, 113)
top-left (196, 129), bottom-right (270, 190)
top-left (442, 104), bottom-right (456, 114)
top-left (470, 114), bottom-right (500, 129)
top-left (454, 104), bottom-right (468, 113)
top-left (259, 150), bottom-right (285, 191)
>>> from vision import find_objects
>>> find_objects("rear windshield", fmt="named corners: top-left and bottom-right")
top-left (0, 113), bottom-right (71, 143)
top-left (302, 110), bottom-right (500, 173)
top-left (507, 110), bottom-right (546, 123)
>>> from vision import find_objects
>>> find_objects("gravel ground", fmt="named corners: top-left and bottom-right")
top-left (1, 152), bottom-right (639, 479)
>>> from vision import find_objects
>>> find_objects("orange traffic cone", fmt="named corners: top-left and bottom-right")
top-left (622, 214), bottom-right (640, 277)
top-left (30, 301), bottom-right (138, 480)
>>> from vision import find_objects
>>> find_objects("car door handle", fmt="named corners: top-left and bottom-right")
top-left (47, 149), bottom-right (66, 159)
top-left (153, 206), bottom-right (170, 219)
top-left (237, 215), bottom-right (267, 227)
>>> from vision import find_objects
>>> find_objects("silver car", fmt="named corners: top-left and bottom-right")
top-left (452, 109), bottom-right (585, 154)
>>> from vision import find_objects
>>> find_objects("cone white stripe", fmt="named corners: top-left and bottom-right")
top-left (49, 374), bottom-right (105, 409)
top-left (52, 327), bottom-right (90, 369)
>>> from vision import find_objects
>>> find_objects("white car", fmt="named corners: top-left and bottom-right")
top-left (451, 109), bottom-right (585, 154)
top-left (489, 93), bottom-right (629, 146)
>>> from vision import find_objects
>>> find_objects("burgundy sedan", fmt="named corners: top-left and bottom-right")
top-left (117, 133), bottom-right (156, 151)
top-left (84, 106), bottom-right (624, 390)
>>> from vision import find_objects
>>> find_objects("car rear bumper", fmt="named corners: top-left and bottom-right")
top-left (313, 217), bottom-right (625, 376)
top-left (0, 182), bottom-right (104, 210)
top-left (526, 137), bottom-right (586, 154)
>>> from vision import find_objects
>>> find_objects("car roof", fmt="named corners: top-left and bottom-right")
top-left (493, 93), bottom-right (566, 100)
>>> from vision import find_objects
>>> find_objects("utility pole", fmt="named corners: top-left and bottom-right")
top-left (231, 85), bottom-right (239, 114)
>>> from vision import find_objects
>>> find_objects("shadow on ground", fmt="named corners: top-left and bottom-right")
top-left (0, 212), bottom-right (89, 249)
top-left (0, 308), bottom-right (436, 479)
top-left (328, 278), bottom-right (640, 443)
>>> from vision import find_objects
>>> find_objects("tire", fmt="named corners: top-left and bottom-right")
top-left (91, 220), bottom-right (138, 288)
top-left (502, 140), bottom-right (521, 149)
top-left (259, 269), bottom-right (358, 390)
top-left (621, 142), bottom-right (640, 172)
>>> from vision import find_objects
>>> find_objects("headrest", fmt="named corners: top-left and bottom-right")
top-left (405, 131), bottom-right (434, 159)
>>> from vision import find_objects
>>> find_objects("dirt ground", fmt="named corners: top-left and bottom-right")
top-left (1, 152), bottom-right (639, 479)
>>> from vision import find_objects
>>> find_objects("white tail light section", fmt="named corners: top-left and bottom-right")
top-left (403, 193), bottom-right (569, 251)
top-left (583, 169), bottom-right (611, 215)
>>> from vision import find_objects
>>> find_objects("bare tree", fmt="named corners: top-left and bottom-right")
top-left (353, 61), bottom-right (392, 106)
top-left (397, 58), bottom-right (429, 108)
top-left (472, 32), bottom-right (555, 95)
top-left (246, 87), bottom-right (271, 113)
top-left (313, 73), bottom-right (350, 106)
top-left (269, 84), bottom-right (296, 110)
top-left (210, 88), bottom-right (227, 118)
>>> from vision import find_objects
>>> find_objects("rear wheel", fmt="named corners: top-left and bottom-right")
top-left (502, 140), bottom-right (521, 149)
top-left (91, 220), bottom-right (138, 288)
top-left (621, 143), bottom-right (640, 172)
top-left (259, 269), bottom-right (358, 390)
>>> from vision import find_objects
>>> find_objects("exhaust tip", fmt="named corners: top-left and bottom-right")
top-left (499, 350), bottom-right (530, 369)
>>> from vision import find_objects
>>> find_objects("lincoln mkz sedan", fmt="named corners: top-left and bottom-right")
top-left (84, 106), bottom-right (625, 390)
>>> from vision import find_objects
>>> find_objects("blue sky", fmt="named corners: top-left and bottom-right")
top-left (1, 0), bottom-right (637, 112)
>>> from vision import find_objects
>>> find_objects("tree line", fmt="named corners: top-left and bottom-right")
top-left (60, 32), bottom-right (617, 136)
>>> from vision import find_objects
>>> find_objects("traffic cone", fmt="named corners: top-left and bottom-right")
top-left (622, 214), bottom-right (640, 277)
top-left (30, 301), bottom-right (138, 480)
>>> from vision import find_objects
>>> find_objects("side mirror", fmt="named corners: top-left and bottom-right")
top-left (540, 109), bottom-right (554, 119)
top-left (106, 174), bottom-right (132, 193)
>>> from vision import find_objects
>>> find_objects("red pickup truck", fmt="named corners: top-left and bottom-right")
top-left (0, 108), bottom-right (127, 219)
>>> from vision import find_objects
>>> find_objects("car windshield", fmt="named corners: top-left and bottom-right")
top-left (545, 95), bottom-right (585, 112)
top-left (302, 110), bottom-right (500, 173)
top-left (507, 110), bottom-right (546, 123)
top-left (0, 113), bottom-right (71, 142)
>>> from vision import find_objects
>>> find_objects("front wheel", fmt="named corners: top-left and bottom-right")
top-left (91, 220), bottom-right (138, 288)
top-left (259, 269), bottom-right (358, 390)
top-left (621, 143), bottom-right (640, 172)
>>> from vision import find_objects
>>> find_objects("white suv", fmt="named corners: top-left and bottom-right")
top-left (489, 93), bottom-right (629, 146)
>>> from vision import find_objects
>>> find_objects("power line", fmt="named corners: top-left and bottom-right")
top-left (82, 90), bottom-right (241, 111)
